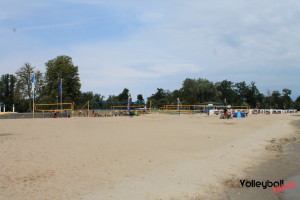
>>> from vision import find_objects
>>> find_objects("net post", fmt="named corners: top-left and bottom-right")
top-left (88, 101), bottom-right (90, 117)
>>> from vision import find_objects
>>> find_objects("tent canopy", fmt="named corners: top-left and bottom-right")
top-left (233, 111), bottom-right (245, 118)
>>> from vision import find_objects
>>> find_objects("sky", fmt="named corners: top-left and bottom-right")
top-left (0, 0), bottom-right (300, 101)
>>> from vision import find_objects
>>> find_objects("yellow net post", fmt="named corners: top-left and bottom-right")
top-left (72, 102), bottom-right (75, 118)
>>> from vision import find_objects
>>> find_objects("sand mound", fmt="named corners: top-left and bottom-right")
top-left (265, 136), bottom-right (297, 152)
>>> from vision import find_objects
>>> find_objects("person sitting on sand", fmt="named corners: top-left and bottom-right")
top-left (223, 108), bottom-right (228, 117)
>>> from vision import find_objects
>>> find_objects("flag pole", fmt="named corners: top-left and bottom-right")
top-left (31, 74), bottom-right (35, 119)
top-left (60, 78), bottom-right (62, 117)
top-left (33, 88), bottom-right (35, 119)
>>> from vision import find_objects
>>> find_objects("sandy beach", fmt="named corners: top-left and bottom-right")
top-left (0, 113), bottom-right (299, 200)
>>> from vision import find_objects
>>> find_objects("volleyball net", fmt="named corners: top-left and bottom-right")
top-left (90, 101), bottom-right (147, 116)
top-left (159, 104), bottom-right (250, 115)
top-left (35, 103), bottom-right (74, 112)
top-left (159, 105), bottom-right (205, 114)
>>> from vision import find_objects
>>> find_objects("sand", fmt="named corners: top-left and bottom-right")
top-left (0, 113), bottom-right (299, 200)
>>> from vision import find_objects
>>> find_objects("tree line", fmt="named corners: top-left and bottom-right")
top-left (147, 79), bottom-right (300, 110)
top-left (0, 55), bottom-right (144, 112)
top-left (0, 55), bottom-right (299, 112)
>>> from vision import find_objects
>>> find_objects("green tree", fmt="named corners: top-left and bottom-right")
top-left (216, 80), bottom-right (238, 105)
top-left (234, 81), bottom-right (248, 105)
top-left (118, 88), bottom-right (129, 102)
top-left (0, 74), bottom-right (16, 111)
top-left (263, 89), bottom-right (272, 108)
top-left (172, 90), bottom-right (181, 99)
top-left (44, 56), bottom-right (81, 103)
top-left (245, 82), bottom-right (263, 108)
top-left (105, 95), bottom-right (119, 109)
top-left (15, 63), bottom-right (44, 111)
top-left (180, 78), bottom-right (198, 104)
top-left (147, 88), bottom-right (168, 108)
top-left (15, 63), bottom-right (34, 102)
top-left (77, 91), bottom-right (105, 109)
top-left (292, 95), bottom-right (300, 110)
top-left (270, 91), bottom-right (282, 109)
top-left (181, 78), bottom-right (220, 104)
top-left (34, 71), bottom-right (45, 101)
top-left (92, 93), bottom-right (105, 109)
top-left (79, 91), bottom-right (94, 106)
top-left (137, 94), bottom-right (144, 102)
top-left (281, 88), bottom-right (292, 109)
top-left (164, 90), bottom-right (177, 105)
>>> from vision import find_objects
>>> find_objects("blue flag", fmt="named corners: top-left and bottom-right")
top-left (58, 79), bottom-right (62, 94)
top-left (31, 74), bottom-right (35, 93)
top-left (31, 74), bottom-right (35, 83)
